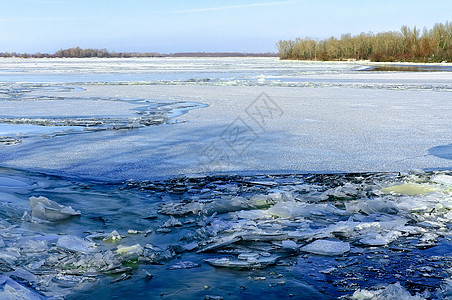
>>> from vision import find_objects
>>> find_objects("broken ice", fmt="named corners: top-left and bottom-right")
top-left (29, 196), bottom-right (81, 222)
top-left (301, 240), bottom-right (350, 256)
top-left (167, 261), bottom-right (200, 270)
top-left (56, 235), bottom-right (97, 254)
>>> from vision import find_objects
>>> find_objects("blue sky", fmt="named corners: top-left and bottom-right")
top-left (1, 0), bottom-right (451, 53)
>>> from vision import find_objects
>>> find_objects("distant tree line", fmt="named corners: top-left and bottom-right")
top-left (278, 22), bottom-right (452, 62)
top-left (55, 47), bottom-right (163, 58)
top-left (0, 47), bottom-right (164, 58)
top-left (0, 47), bottom-right (278, 58)
top-left (0, 52), bottom-right (55, 58)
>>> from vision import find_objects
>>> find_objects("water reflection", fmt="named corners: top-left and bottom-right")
top-left (364, 65), bottom-right (452, 72)
top-left (429, 144), bottom-right (452, 160)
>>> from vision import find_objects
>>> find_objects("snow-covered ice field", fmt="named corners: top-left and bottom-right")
top-left (0, 57), bottom-right (451, 180)
top-left (0, 57), bottom-right (452, 299)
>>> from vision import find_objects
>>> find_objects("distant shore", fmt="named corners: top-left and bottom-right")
top-left (0, 47), bottom-right (278, 58)
top-left (281, 59), bottom-right (452, 68)
top-left (2, 56), bottom-right (452, 68)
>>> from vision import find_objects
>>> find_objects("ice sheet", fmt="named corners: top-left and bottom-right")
top-left (1, 84), bottom-right (451, 180)
top-left (0, 58), bottom-right (451, 180)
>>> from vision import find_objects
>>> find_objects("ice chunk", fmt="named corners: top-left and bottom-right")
top-left (351, 289), bottom-right (378, 299)
top-left (396, 197), bottom-right (434, 212)
top-left (182, 242), bottom-right (198, 251)
top-left (110, 273), bottom-right (131, 283)
top-left (437, 279), bottom-right (452, 298)
top-left (319, 267), bottom-right (337, 274)
top-left (203, 196), bottom-right (273, 215)
top-left (416, 233), bottom-right (438, 249)
top-left (102, 230), bottom-right (122, 242)
top-left (346, 199), bottom-right (398, 215)
top-left (56, 235), bottom-right (97, 253)
top-left (166, 261), bottom-right (200, 270)
top-left (143, 270), bottom-right (154, 280)
top-left (231, 210), bottom-right (270, 220)
top-left (162, 216), bottom-right (182, 227)
top-left (251, 193), bottom-right (282, 207)
top-left (351, 282), bottom-right (423, 299)
top-left (269, 190), bottom-right (295, 201)
top-left (0, 251), bottom-right (19, 265)
top-left (268, 202), bottom-right (309, 218)
top-left (359, 231), bottom-right (401, 246)
top-left (0, 275), bottom-right (44, 300)
top-left (281, 240), bottom-right (299, 250)
top-left (204, 296), bottom-right (223, 300)
top-left (116, 244), bottom-right (143, 260)
top-left (268, 202), bottom-right (345, 218)
top-left (29, 196), bottom-right (80, 222)
top-left (102, 265), bottom-right (133, 275)
top-left (204, 255), bottom-right (279, 269)
top-left (381, 183), bottom-right (436, 196)
top-left (431, 174), bottom-right (452, 186)
top-left (241, 232), bottom-right (289, 242)
top-left (238, 253), bottom-right (260, 263)
top-left (159, 195), bottom-right (278, 216)
top-left (145, 243), bottom-right (163, 251)
top-left (159, 201), bottom-right (204, 215)
top-left (197, 234), bottom-right (242, 253)
top-left (321, 184), bottom-right (361, 200)
top-left (301, 240), bottom-right (350, 256)
top-left (21, 239), bottom-right (48, 253)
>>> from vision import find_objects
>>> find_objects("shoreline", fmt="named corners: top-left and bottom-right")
top-left (1, 56), bottom-right (452, 68)
top-left (1, 163), bottom-right (452, 186)
top-left (280, 58), bottom-right (452, 66)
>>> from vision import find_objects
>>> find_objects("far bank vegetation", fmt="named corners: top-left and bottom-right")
top-left (0, 48), bottom-right (278, 58)
top-left (278, 22), bottom-right (452, 62)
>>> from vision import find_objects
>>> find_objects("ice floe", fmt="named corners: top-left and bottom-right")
top-left (204, 255), bottom-right (279, 269)
top-left (29, 196), bottom-right (81, 222)
top-left (56, 235), bottom-right (97, 254)
top-left (351, 282), bottom-right (424, 299)
top-left (301, 240), bottom-right (350, 256)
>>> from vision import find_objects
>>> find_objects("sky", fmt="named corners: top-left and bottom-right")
top-left (1, 0), bottom-right (452, 53)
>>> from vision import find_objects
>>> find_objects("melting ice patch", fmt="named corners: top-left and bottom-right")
top-left (0, 83), bottom-right (204, 146)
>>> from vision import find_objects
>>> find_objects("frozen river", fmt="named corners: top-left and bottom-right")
top-left (0, 57), bottom-right (451, 180)
top-left (0, 57), bottom-right (452, 299)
